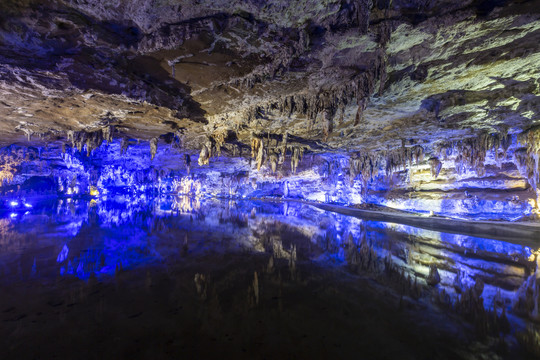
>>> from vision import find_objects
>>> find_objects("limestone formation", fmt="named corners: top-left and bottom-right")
top-left (150, 138), bottom-right (158, 160)
top-left (0, 0), bottom-right (539, 218)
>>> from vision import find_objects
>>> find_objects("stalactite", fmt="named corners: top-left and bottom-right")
top-left (291, 147), bottom-right (300, 174)
top-left (251, 136), bottom-right (262, 159)
top-left (150, 137), bottom-right (158, 160)
top-left (427, 264), bottom-right (441, 286)
top-left (354, 97), bottom-right (368, 126)
top-left (434, 132), bottom-right (510, 178)
top-left (349, 153), bottom-right (381, 184)
top-left (198, 144), bottom-right (210, 166)
top-left (212, 129), bottom-right (227, 157)
top-left (269, 149), bottom-right (278, 174)
top-left (322, 108), bottom-right (333, 141)
top-left (85, 130), bottom-right (104, 156)
top-left (256, 140), bottom-right (264, 171)
top-left (428, 157), bottom-right (442, 178)
top-left (517, 127), bottom-right (540, 196)
top-left (378, 49), bottom-right (388, 96)
top-left (237, 71), bottom-right (379, 132)
top-left (103, 125), bottom-right (114, 143)
top-left (279, 133), bottom-right (288, 164)
top-left (120, 138), bottom-right (129, 155)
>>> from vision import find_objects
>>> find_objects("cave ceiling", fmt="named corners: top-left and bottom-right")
top-left (0, 0), bottom-right (539, 156)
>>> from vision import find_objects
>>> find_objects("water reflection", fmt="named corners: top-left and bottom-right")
top-left (0, 196), bottom-right (539, 357)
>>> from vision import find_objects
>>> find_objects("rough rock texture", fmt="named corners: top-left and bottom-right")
top-left (1, 0), bottom-right (540, 219)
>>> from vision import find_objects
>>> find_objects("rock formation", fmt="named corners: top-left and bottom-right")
top-left (0, 0), bottom-right (539, 220)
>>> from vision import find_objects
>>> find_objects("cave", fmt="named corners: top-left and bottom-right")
top-left (1, 0), bottom-right (540, 359)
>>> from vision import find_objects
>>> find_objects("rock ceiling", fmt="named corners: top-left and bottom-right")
top-left (1, 0), bottom-right (539, 156)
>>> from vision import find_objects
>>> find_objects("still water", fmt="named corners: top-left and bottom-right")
top-left (0, 195), bottom-right (538, 359)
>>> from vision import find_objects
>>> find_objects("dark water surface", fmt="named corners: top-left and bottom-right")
top-left (0, 195), bottom-right (538, 359)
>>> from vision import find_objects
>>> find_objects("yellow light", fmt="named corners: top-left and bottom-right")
top-left (89, 186), bottom-right (99, 196)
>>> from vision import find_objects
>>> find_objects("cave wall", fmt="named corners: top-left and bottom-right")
top-left (1, 127), bottom-right (538, 221)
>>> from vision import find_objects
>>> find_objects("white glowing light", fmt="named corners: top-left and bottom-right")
top-left (9, 201), bottom-right (19, 207)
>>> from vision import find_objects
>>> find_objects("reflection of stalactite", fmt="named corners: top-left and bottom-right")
top-left (184, 154), bottom-right (191, 175)
top-left (253, 271), bottom-right (259, 305)
top-left (194, 273), bottom-right (208, 301)
top-left (514, 251), bottom-right (540, 321)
